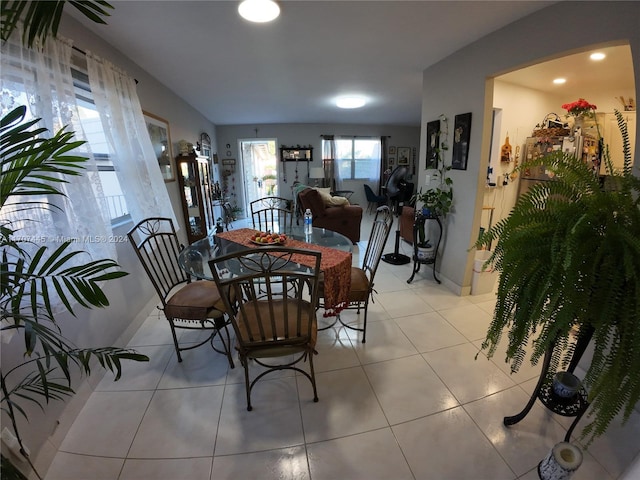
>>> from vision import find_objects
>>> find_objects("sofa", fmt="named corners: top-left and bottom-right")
top-left (297, 187), bottom-right (363, 244)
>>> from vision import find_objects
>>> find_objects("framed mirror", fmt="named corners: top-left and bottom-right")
top-left (143, 111), bottom-right (174, 182)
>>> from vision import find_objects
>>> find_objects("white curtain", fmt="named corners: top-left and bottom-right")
top-left (0, 28), bottom-right (116, 261)
top-left (85, 53), bottom-right (176, 228)
top-left (321, 136), bottom-right (338, 191)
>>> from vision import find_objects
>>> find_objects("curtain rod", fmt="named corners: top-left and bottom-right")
top-left (72, 45), bottom-right (139, 84)
top-left (320, 135), bottom-right (390, 139)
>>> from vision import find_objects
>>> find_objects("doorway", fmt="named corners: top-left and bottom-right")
top-left (239, 138), bottom-right (279, 215)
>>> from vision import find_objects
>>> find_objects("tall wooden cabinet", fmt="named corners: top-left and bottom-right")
top-left (176, 153), bottom-right (215, 244)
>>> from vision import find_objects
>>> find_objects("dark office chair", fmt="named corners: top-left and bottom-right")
top-left (364, 184), bottom-right (387, 214)
top-left (127, 217), bottom-right (234, 366)
top-left (209, 247), bottom-right (322, 411)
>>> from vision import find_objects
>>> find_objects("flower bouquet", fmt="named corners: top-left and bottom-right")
top-left (562, 98), bottom-right (597, 117)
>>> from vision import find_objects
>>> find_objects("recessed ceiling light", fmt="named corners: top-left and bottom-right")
top-left (553, 78), bottom-right (567, 84)
top-left (590, 52), bottom-right (606, 61)
top-left (238, 0), bottom-right (280, 23)
top-left (336, 96), bottom-right (366, 109)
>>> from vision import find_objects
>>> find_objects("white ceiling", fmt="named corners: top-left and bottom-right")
top-left (498, 44), bottom-right (635, 104)
top-left (65, 1), bottom-right (634, 126)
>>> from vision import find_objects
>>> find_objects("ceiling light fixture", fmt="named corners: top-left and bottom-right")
top-left (238, 0), bottom-right (280, 23)
top-left (336, 96), bottom-right (366, 109)
top-left (590, 52), bottom-right (606, 61)
top-left (553, 78), bottom-right (567, 85)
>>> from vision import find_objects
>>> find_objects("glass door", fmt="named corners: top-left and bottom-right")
top-left (239, 139), bottom-right (279, 213)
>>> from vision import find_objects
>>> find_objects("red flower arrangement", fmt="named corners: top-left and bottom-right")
top-left (561, 98), bottom-right (597, 117)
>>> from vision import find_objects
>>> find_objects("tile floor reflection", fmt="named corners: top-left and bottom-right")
top-left (45, 214), bottom-right (640, 479)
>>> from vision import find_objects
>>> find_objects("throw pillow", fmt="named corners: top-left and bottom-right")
top-left (314, 187), bottom-right (350, 206)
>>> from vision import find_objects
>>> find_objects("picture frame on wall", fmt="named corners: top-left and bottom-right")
top-left (426, 119), bottom-right (440, 169)
top-left (143, 111), bottom-right (174, 182)
top-left (452, 112), bottom-right (472, 170)
top-left (388, 156), bottom-right (395, 167)
top-left (388, 146), bottom-right (396, 155)
top-left (397, 147), bottom-right (411, 165)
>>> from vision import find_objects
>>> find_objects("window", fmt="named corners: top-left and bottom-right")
top-left (332, 138), bottom-right (381, 180)
top-left (71, 59), bottom-right (129, 223)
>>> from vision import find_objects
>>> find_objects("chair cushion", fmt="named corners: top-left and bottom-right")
top-left (348, 267), bottom-right (370, 302)
top-left (235, 299), bottom-right (317, 353)
top-left (166, 280), bottom-right (226, 319)
top-left (320, 267), bottom-right (369, 303)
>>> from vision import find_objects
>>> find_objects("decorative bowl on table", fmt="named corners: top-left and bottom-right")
top-left (250, 232), bottom-right (287, 245)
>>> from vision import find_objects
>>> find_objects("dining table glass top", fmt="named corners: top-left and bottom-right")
top-left (178, 225), bottom-right (352, 281)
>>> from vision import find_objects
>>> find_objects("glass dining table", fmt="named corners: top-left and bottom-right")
top-left (178, 226), bottom-right (353, 313)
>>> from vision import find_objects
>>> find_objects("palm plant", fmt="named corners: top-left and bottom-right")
top-left (474, 110), bottom-right (640, 444)
top-left (1, 0), bottom-right (113, 47)
top-left (1, 107), bottom-right (148, 479)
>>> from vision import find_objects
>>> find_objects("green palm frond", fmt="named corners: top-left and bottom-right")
top-left (474, 112), bottom-right (640, 444)
top-left (1, 106), bottom-right (87, 210)
top-left (1, 1), bottom-right (113, 48)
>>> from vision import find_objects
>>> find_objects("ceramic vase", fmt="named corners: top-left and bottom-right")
top-left (538, 442), bottom-right (583, 480)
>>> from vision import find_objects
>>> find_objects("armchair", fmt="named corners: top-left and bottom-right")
top-left (297, 187), bottom-right (363, 243)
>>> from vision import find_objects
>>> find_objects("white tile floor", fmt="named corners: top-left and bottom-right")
top-left (45, 213), bottom-right (640, 479)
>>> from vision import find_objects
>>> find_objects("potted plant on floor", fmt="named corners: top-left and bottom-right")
top-left (1, 4), bottom-right (149, 479)
top-left (474, 109), bottom-right (640, 445)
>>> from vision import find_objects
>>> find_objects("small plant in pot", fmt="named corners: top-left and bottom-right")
top-left (412, 114), bottom-right (453, 246)
top-left (473, 110), bottom-right (640, 445)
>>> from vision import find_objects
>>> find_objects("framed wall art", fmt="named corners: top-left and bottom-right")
top-left (452, 112), bottom-right (472, 170)
top-left (143, 111), bottom-right (174, 182)
top-left (388, 146), bottom-right (396, 155)
top-left (397, 146), bottom-right (411, 165)
top-left (425, 119), bottom-right (440, 169)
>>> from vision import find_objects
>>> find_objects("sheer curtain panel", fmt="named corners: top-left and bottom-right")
top-left (85, 53), bottom-right (176, 227)
top-left (0, 28), bottom-right (116, 261)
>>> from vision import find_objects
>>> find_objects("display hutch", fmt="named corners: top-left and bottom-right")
top-left (176, 153), bottom-right (215, 244)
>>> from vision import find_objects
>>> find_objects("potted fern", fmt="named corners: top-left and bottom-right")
top-left (474, 110), bottom-right (639, 445)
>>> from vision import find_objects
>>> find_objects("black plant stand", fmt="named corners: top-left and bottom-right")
top-left (503, 326), bottom-right (594, 442)
top-left (407, 211), bottom-right (442, 284)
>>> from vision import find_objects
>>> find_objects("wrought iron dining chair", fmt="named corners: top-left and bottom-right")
top-left (127, 217), bottom-right (234, 367)
top-left (250, 196), bottom-right (293, 233)
top-left (318, 205), bottom-right (393, 342)
top-left (209, 247), bottom-right (322, 411)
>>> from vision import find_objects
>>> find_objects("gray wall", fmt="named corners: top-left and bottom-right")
top-left (417, 1), bottom-right (640, 294)
top-left (216, 123), bottom-right (420, 211)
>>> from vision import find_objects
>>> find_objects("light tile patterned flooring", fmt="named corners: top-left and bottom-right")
top-left (46, 214), bottom-right (640, 479)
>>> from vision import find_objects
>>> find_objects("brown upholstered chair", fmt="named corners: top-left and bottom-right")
top-left (297, 187), bottom-right (363, 243)
top-left (209, 247), bottom-right (322, 411)
top-left (127, 217), bottom-right (233, 366)
top-left (400, 205), bottom-right (415, 245)
top-left (318, 206), bottom-right (393, 342)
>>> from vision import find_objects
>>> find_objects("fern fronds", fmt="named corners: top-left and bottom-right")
top-left (473, 124), bottom-right (640, 445)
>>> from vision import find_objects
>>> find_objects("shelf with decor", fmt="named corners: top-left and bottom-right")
top-left (176, 153), bottom-right (215, 244)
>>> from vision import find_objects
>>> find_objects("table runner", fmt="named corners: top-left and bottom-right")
top-left (216, 228), bottom-right (351, 315)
